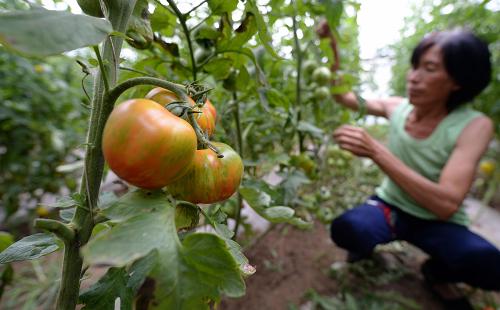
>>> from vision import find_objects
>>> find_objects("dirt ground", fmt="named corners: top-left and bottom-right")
top-left (220, 217), bottom-right (500, 310)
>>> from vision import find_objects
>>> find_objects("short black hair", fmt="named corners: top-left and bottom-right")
top-left (410, 29), bottom-right (492, 111)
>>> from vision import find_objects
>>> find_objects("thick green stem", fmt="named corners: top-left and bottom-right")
top-left (292, 3), bottom-right (304, 152)
top-left (231, 93), bottom-right (244, 239)
top-left (55, 1), bottom-right (136, 309)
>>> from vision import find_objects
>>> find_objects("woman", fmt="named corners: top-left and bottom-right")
top-left (317, 24), bottom-right (500, 308)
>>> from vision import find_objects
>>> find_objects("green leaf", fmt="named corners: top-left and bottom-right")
top-left (152, 233), bottom-right (246, 309)
top-left (101, 190), bottom-right (167, 222)
top-left (218, 12), bottom-right (258, 50)
top-left (199, 209), bottom-right (252, 276)
top-left (245, 1), bottom-right (281, 59)
top-left (0, 233), bottom-right (59, 264)
top-left (83, 197), bottom-right (245, 308)
top-left (175, 203), bottom-right (200, 231)
top-left (0, 9), bottom-right (112, 57)
top-left (263, 206), bottom-right (295, 222)
top-left (208, 0), bottom-right (238, 14)
top-left (322, 0), bottom-right (344, 28)
top-left (0, 232), bottom-right (14, 253)
top-left (40, 195), bottom-right (78, 209)
top-left (79, 251), bottom-right (158, 310)
top-left (297, 121), bottom-right (324, 138)
top-left (239, 187), bottom-right (272, 211)
top-left (204, 57), bottom-right (234, 79)
top-left (263, 88), bottom-right (290, 108)
top-left (151, 5), bottom-right (176, 36)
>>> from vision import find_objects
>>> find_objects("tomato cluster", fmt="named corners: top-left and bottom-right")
top-left (102, 88), bottom-right (243, 204)
top-left (303, 60), bottom-right (332, 101)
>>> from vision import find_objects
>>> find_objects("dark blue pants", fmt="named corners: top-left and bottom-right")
top-left (330, 196), bottom-right (500, 290)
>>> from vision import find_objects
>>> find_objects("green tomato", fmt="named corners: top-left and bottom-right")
top-left (303, 60), bottom-right (318, 76)
top-left (312, 66), bottom-right (332, 86)
top-left (314, 86), bottom-right (330, 101)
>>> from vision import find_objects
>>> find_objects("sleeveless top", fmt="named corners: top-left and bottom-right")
top-left (375, 100), bottom-right (482, 225)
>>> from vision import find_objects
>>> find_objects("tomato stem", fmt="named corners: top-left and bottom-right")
top-left (34, 219), bottom-right (75, 243)
top-left (56, 1), bottom-right (137, 309)
top-left (231, 92), bottom-right (244, 239)
top-left (292, 3), bottom-right (305, 153)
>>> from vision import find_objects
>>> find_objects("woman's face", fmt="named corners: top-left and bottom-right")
top-left (406, 45), bottom-right (459, 108)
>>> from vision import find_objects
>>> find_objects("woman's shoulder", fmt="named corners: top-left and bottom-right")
top-left (384, 97), bottom-right (408, 119)
top-left (452, 112), bottom-right (493, 148)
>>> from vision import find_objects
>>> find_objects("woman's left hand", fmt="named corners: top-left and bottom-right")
top-left (333, 125), bottom-right (383, 158)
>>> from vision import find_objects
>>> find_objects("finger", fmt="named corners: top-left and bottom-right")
top-left (334, 129), bottom-right (364, 141)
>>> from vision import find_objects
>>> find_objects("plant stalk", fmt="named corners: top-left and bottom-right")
top-left (232, 92), bottom-right (244, 239)
top-left (292, 3), bottom-right (304, 152)
top-left (55, 1), bottom-right (136, 308)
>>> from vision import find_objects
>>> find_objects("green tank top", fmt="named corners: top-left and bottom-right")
top-left (375, 100), bottom-right (482, 225)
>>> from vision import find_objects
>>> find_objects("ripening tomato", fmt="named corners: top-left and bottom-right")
top-left (204, 99), bottom-right (217, 120)
top-left (102, 99), bottom-right (197, 189)
top-left (145, 87), bottom-right (216, 137)
top-left (167, 142), bottom-right (244, 204)
top-left (479, 160), bottom-right (496, 177)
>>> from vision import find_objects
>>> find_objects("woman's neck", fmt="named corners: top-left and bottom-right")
top-left (411, 103), bottom-right (448, 122)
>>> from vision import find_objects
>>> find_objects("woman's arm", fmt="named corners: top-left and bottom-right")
top-left (334, 92), bottom-right (404, 119)
top-left (316, 20), bottom-right (404, 119)
top-left (333, 116), bottom-right (494, 219)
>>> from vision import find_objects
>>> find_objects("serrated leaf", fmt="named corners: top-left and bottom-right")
top-left (79, 251), bottom-right (158, 310)
top-left (83, 198), bottom-right (245, 308)
top-left (263, 206), bottom-right (295, 222)
top-left (208, 0), bottom-right (238, 14)
top-left (0, 9), bottom-right (112, 57)
top-left (0, 233), bottom-right (59, 264)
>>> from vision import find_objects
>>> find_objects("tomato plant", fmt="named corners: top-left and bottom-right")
top-left (167, 142), bottom-right (244, 204)
top-left (145, 87), bottom-right (217, 137)
top-left (102, 98), bottom-right (197, 189)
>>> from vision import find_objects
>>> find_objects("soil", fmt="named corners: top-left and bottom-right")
top-left (220, 219), bottom-right (500, 310)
